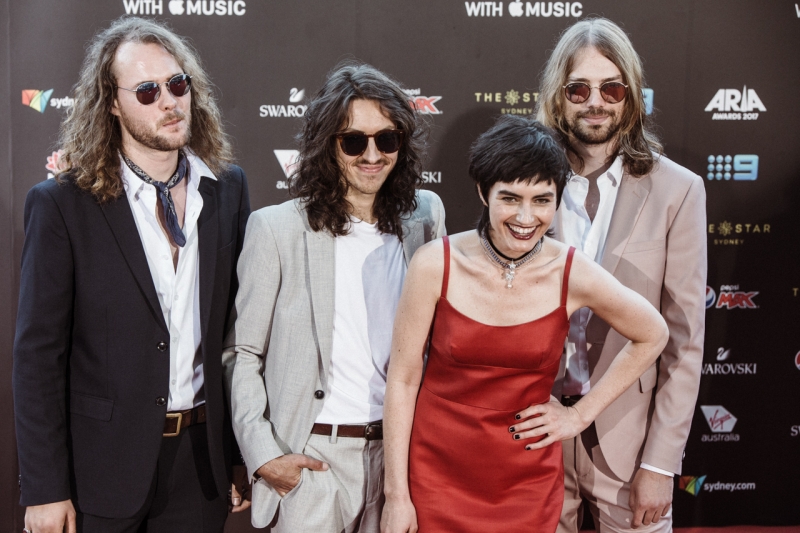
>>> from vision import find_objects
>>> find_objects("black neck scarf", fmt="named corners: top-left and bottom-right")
top-left (122, 150), bottom-right (189, 247)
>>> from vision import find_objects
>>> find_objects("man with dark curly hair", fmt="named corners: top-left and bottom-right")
top-left (13, 16), bottom-right (250, 533)
top-left (223, 62), bottom-right (445, 532)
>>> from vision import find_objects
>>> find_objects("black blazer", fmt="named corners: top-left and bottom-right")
top-left (13, 166), bottom-right (250, 517)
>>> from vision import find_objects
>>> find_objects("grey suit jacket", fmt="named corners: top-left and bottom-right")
top-left (222, 190), bottom-right (445, 527)
top-left (552, 155), bottom-right (707, 481)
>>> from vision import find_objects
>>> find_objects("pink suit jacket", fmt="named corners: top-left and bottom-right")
top-left (552, 155), bottom-right (707, 482)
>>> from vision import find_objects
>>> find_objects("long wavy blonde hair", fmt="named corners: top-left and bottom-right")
top-left (536, 18), bottom-right (662, 177)
top-left (58, 16), bottom-right (233, 202)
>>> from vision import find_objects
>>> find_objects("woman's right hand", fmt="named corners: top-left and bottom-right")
top-left (381, 497), bottom-right (419, 533)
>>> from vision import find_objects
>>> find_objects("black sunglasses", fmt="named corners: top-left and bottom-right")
top-left (563, 81), bottom-right (628, 104)
top-left (335, 129), bottom-right (405, 157)
top-left (117, 74), bottom-right (192, 105)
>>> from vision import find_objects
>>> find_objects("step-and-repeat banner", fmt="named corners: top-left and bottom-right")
top-left (3, 0), bottom-right (799, 529)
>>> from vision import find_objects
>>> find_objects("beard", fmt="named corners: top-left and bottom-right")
top-left (568, 108), bottom-right (620, 145)
top-left (119, 109), bottom-right (191, 152)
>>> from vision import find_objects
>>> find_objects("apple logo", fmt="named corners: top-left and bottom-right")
top-left (169, 0), bottom-right (185, 15)
top-left (508, 0), bottom-right (524, 17)
top-left (289, 88), bottom-right (305, 103)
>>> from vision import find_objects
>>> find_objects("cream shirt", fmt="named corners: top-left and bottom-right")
top-left (121, 150), bottom-right (215, 411)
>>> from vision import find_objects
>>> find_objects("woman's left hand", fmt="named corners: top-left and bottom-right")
top-left (507, 399), bottom-right (589, 451)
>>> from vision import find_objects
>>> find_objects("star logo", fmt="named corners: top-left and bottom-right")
top-left (505, 90), bottom-right (520, 106)
top-left (718, 221), bottom-right (733, 236)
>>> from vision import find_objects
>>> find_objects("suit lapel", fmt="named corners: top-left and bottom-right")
top-left (101, 196), bottom-right (168, 333)
top-left (197, 178), bottom-right (219, 345)
top-left (304, 228), bottom-right (336, 385)
top-left (401, 215), bottom-right (422, 266)
top-left (601, 173), bottom-right (651, 275)
top-left (551, 206), bottom-right (565, 242)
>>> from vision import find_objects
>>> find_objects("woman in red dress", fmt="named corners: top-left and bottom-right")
top-left (381, 117), bottom-right (669, 533)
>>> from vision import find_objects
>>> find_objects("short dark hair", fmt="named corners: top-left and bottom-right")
top-left (290, 61), bottom-right (426, 239)
top-left (469, 115), bottom-right (571, 234)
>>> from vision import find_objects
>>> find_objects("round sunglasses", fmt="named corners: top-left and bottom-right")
top-left (335, 129), bottom-right (405, 157)
top-left (117, 74), bottom-right (192, 105)
top-left (563, 81), bottom-right (628, 104)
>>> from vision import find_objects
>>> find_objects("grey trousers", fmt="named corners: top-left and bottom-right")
top-left (268, 432), bottom-right (384, 533)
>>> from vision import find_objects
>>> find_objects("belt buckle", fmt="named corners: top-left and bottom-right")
top-left (163, 412), bottom-right (183, 437)
top-left (364, 422), bottom-right (383, 441)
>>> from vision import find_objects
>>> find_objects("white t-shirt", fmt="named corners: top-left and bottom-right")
top-left (560, 156), bottom-right (623, 396)
top-left (315, 218), bottom-right (407, 424)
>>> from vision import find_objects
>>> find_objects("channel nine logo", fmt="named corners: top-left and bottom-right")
top-left (123, 0), bottom-right (246, 16)
top-left (705, 86), bottom-right (765, 120)
top-left (705, 285), bottom-right (758, 310)
top-left (706, 154), bottom-right (758, 181)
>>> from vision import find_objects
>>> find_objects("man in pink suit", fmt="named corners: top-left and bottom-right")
top-left (537, 18), bottom-right (707, 532)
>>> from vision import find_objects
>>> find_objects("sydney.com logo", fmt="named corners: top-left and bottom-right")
top-left (679, 476), bottom-right (755, 496)
top-left (22, 90), bottom-right (74, 113)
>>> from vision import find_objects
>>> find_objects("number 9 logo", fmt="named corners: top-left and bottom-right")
top-left (733, 155), bottom-right (758, 181)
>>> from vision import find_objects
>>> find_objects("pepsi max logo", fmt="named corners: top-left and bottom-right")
top-left (706, 286), bottom-right (716, 309)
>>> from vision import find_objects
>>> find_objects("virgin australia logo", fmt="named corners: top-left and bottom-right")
top-left (700, 405), bottom-right (740, 442)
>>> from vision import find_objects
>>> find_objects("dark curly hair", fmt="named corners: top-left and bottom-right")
top-left (290, 61), bottom-right (426, 239)
top-left (469, 116), bottom-right (571, 234)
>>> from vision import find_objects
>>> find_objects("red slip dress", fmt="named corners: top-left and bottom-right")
top-left (408, 236), bottom-right (575, 532)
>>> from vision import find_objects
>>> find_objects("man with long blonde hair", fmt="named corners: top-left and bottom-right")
top-left (537, 17), bottom-right (706, 532)
top-left (14, 16), bottom-right (250, 532)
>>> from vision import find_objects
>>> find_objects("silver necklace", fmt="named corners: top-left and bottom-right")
top-left (480, 230), bottom-right (543, 289)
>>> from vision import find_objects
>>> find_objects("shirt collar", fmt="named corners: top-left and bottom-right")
top-left (120, 148), bottom-right (217, 200)
top-left (570, 155), bottom-right (624, 188)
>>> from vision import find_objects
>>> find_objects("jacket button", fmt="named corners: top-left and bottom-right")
top-left (314, 390), bottom-right (325, 399)
top-left (156, 397), bottom-right (166, 406)
top-left (157, 342), bottom-right (168, 352)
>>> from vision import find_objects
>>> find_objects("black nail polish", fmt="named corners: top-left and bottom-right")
top-left (509, 427), bottom-right (515, 433)
top-left (525, 446), bottom-right (531, 451)
top-left (515, 414), bottom-right (521, 420)
top-left (514, 434), bottom-right (520, 440)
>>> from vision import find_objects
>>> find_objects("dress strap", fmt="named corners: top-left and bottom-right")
top-left (441, 236), bottom-right (451, 299)
top-left (561, 246), bottom-right (576, 307)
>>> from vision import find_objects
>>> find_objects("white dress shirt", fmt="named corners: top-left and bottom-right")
top-left (560, 156), bottom-right (672, 477)
top-left (315, 218), bottom-right (407, 425)
top-left (121, 150), bottom-right (215, 411)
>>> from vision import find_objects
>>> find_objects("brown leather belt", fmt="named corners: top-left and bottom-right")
top-left (311, 421), bottom-right (383, 440)
top-left (163, 404), bottom-right (206, 437)
top-left (561, 395), bottom-right (583, 407)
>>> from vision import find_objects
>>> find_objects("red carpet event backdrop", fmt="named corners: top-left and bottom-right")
top-left (1, 0), bottom-right (799, 530)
